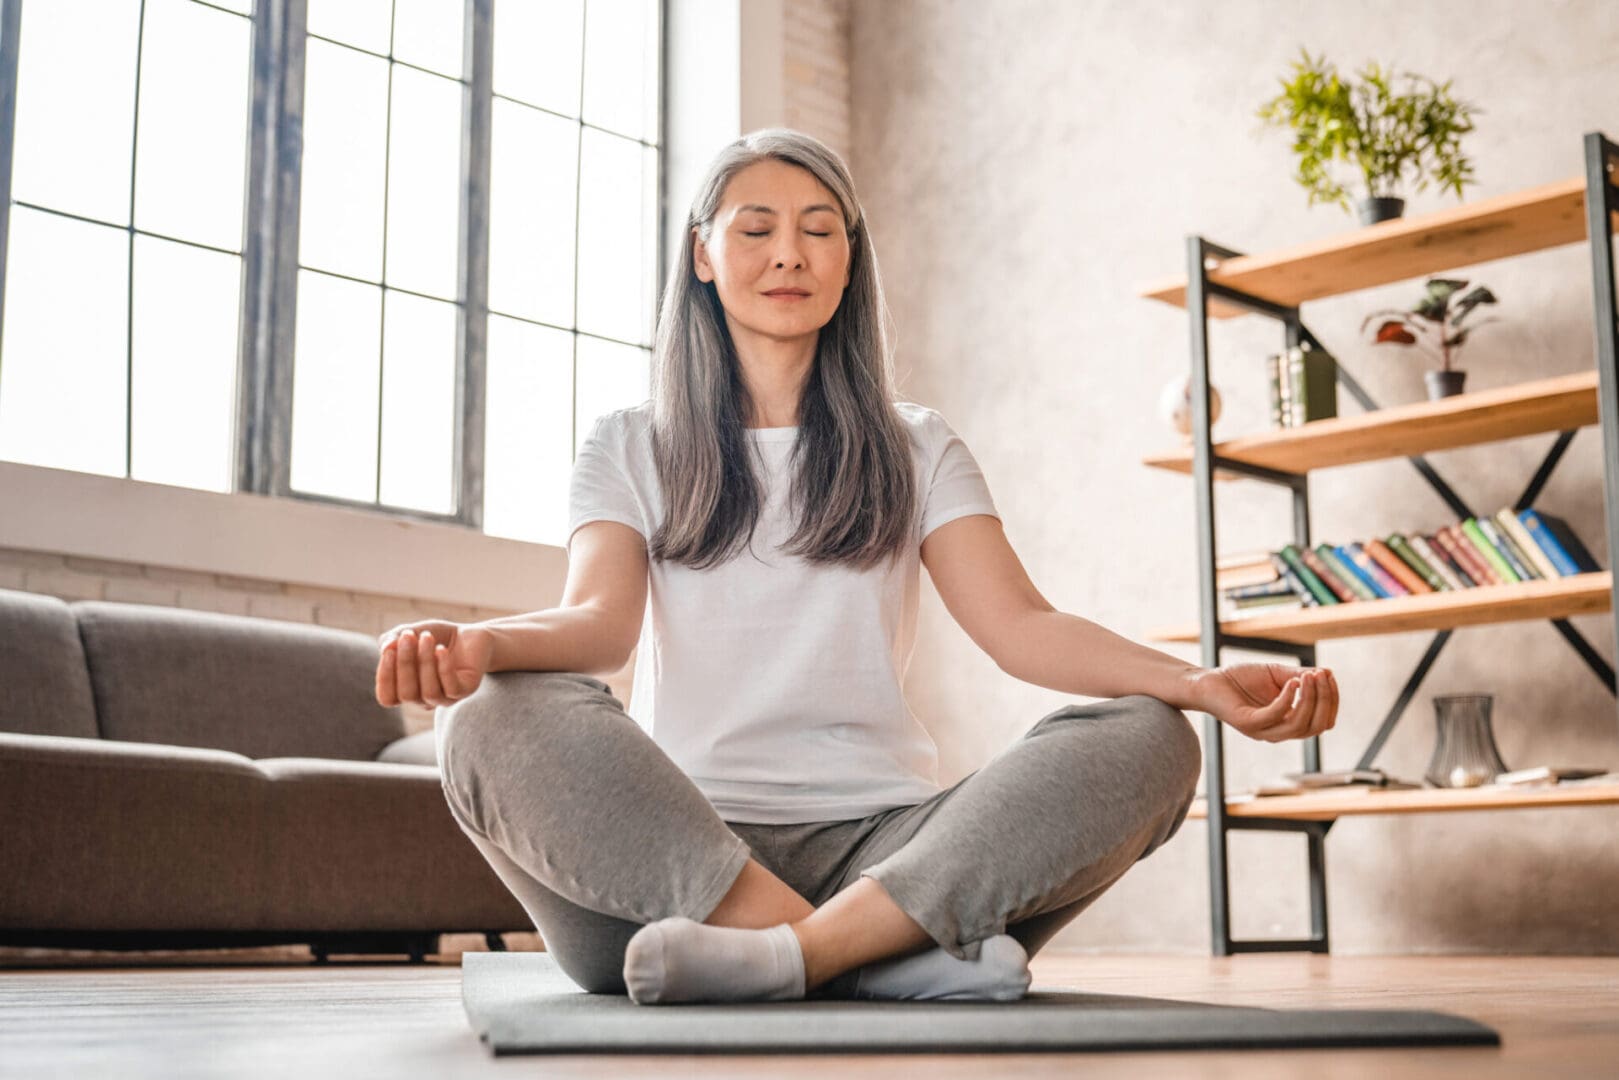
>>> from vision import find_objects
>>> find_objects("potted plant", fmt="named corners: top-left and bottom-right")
top-left (1256, 48), bottom-right (1482, 225)
top-left (1361, 278), bottom-right (1499, 399)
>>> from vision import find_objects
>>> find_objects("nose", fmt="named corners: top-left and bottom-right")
top-left (771, 232), bottom-right (806, 270)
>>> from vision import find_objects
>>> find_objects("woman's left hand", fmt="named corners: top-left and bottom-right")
top-left (1187, 663), bottom-right (1339, 743)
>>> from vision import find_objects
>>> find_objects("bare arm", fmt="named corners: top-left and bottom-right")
top-left (920, 514), bottom-right (1201, 708)
top-left (480, 520), bottom-right (649, 676)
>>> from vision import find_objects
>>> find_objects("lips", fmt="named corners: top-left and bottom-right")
top-left (763, 289), bottom-right (810, 297)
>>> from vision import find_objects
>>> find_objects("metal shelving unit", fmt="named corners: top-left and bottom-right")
top-left (1140, 131), bottom-right (1619, 956)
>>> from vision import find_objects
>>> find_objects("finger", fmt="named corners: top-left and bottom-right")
top-left (417, 631), bottom-right (447, 706)
top-left (1314, 671), bottom-right (1340, 735)
top-left (436, 640), bottom-right (461, 700)
top-left (375, 639), bottom-right (399, 707)
top-left (1248, 676), bottom-right (1300, 734)
top-left (396, 630), bottom-right (422, 704)
top-left (1287, 671), bottom-right (1320, 737)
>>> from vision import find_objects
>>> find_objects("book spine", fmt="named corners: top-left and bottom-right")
top-left (1440, 524), bottom-right (1501, 585)
top-left (1266, 353), bottom-right (1283, 430)
top-left (1299, 547), bottom-right (1358, 601)
top-left (1287, 347), bottom-right (1305, 426)
top-left (1475, 516), bottom-right (1532, 581)
top-left (1300, 343), bottom-right (1338, 421)
top-left (1518, 509), bottom-right (1584, 576)
top-left (1278, 544), bottom-right (1340, 604)
top-left (1495, 508), bottom-right (1559, 579)
top-left (1279, 348), bottom-right (1296, 426)
top-left (1226, 578), bottom-right (1296, 600)
top-left (1487, 510), bottom-right (1544, 580)
top-left (1461, 517), bottom-right (1519, 582)
top-left (1415, 533), bottom-right (1474, 588)
top-left (1279, 561), bottom-right (1321, 606)
top-left (1345, 541), bottom-right (1407, 596)
top-left (1317, 544), bottom-right (1379, 600)
top-left (1386, 532), bottom-right (1450, 591)
top-left (1529, 510), bottom-right (1603, 573)
top-left (1365, 538), bottom-right (1433, 593)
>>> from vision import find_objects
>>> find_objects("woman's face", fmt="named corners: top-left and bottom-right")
top-left (692, 158), bottom-right (851, 344)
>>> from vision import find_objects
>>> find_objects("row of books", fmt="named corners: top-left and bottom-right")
top-left (1266, 341), bottom-right (1338, 427)
top-left (1218, 505), bottom-right (1603, 619)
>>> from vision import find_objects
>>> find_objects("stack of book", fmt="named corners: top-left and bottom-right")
top-left (1217, 505), bottom-right (1603, 620)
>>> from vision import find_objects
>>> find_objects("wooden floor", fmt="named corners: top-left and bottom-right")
top-left (1, 939), bottom-right (1616, 1078)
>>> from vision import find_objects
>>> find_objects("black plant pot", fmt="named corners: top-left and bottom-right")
top-left (1425, 370), bottom-right (1467, 399)
top-left (1357, 196), bottom-right (1405, 226)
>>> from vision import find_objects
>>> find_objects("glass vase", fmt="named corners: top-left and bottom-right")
top-left (1424, 694), bottom-right (1509, 788)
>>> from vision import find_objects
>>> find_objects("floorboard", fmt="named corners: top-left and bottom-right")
top-left (1, 940), bottom-right (1614, 1078)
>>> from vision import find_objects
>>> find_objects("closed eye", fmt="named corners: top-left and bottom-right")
top-left (743, 231), bottom-right (833, 237)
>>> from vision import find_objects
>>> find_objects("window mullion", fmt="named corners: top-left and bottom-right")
top-left (456, 0), bottom-right (492, 529)
top-left (237, 0), bottom-right (307, 497)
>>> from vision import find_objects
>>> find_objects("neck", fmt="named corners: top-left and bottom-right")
top-left (728, 314), bottom-right (816, 427)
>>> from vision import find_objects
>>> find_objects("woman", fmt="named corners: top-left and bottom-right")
top-left (376, 129), bottom-right (1338, 1006)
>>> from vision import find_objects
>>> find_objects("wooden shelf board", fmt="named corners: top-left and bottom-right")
top-left (1143, 369), bottom-right (1600, 476)
top-left (1147, 571), bottom-right (1612, 645)
top-left (1137, 174), bottom-right (1619, 317)
top-left (1186, 781), bottom-right (1619, 821)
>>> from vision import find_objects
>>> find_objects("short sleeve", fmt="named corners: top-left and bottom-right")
top-left (567, 413), bottom-right (646, 553)
top-left (920, 411), bottom-right (1000, 540)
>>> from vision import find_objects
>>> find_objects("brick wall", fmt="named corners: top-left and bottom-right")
top-left (0, 545), bottom-right (636, 734)
top-left (782, 0), bottom-right (852, 167)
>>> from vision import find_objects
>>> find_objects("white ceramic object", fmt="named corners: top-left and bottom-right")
top-left (1159, 374), bottom-right (1223, 439)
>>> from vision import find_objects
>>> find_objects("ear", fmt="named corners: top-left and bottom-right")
top-left (692, 228), bottom-right (714, 283)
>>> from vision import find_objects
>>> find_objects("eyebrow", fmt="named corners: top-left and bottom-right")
top-left (737, 203), bottom-right (839, 216)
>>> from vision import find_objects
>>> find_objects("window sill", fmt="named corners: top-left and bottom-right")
top-left (0, 460), bottom-right (568, 611)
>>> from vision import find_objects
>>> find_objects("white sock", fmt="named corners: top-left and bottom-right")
top-left (852, 934), bottom-right (1032, 1001)
top-left (622, 916), bottom-right (806, 1005)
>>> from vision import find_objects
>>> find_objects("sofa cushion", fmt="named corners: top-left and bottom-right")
top-left (375, 729), bottom-right (437, 767)
top-left (0, 588), bottom-right (100, 739)
top-left (72, 600), bottom-right (406, 761)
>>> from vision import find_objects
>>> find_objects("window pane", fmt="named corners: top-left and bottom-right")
top-left (290, 271), bottom-right (382, 501)
top-left (482, 314), bottom-right (573, 546)
top-left (0, 209), bottom-right (128, 476)
top-left (493, 0), bottom-right (582, 116)
top-left (393, 0), bottom-right (464, 80)
top-left (582, 0), bottom-right (658, 143)
top-left (377, 291), bottom-right (458, 514)
top-left (211, 0), bottom-right (255, 14)
top-left (134, 0), bottom-right (253, 252)
top-left (299, 38), bottom-right (389, 281)
top-left (130, 236), bottom-right (241, 493)
top-left (306, 0), bottom-right (391, 54)
top-left (10, 0), bottom-right (141, 224)
top-left (488, 100), bottom-right (577, 327)
top-left (574, 336), bottom-right (649, 455)
top-left (385, 66), bottom-right (463, 301)
top-left (576, 128), bottom-right (655, 345)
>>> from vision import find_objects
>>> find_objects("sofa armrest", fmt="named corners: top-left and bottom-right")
top-left (374, 730), bottom-right (437, 767)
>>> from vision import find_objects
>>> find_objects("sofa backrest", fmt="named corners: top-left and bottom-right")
top-left (0, 588), bottom-right (101, 739)
top-left (0, 589), bottom-right (408, 761)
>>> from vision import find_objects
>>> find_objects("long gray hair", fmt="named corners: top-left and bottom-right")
top-left (647, 128), bottom-right (917, 572)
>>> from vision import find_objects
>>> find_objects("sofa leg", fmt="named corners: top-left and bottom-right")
top-left (484, 932), bottom-right (507, 952)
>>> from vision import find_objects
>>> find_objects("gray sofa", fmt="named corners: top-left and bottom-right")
top-left (0, 586), bottom-right (530, 961)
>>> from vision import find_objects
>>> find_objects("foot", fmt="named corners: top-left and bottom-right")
top-left (852, 934), bottom-right (1032, 1001)
top-left (622, 916), bottom-right (806, 1005)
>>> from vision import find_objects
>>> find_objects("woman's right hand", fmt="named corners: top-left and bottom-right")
top-left (375, 619), bottom-right (496, 708)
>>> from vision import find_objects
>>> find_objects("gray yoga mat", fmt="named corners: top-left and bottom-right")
top-left (461, 952), bottom-right (1500, 1055)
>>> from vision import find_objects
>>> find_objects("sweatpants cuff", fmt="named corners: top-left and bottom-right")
top-left (686, 833), bottom-right (753, 923)
top-left (859, 862), bottom-right (994, 962)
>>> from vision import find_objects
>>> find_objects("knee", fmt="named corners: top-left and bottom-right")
top-left (1122, 694), bottom-right (1202, 804)
top-left (436, 671), bottom-right (610, 800)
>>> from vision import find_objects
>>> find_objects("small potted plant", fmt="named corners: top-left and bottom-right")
top-left (1256, 48), bottom-right (1482, 225)
top-left (1361, 278), bottom-right (1499, 399)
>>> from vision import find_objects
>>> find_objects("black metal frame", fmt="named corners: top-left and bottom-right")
top-left (1185, 131), bottom-right (1619, 957)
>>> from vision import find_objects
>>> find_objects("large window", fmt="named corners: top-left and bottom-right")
top-left (0, 0), bottom-right (663, 549)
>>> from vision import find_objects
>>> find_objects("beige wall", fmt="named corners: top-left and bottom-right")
top-left (850, 0), bottom-right (1619, 953)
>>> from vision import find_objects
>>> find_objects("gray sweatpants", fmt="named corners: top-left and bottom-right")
top-left (434, 670), bottom-right (1202, 997)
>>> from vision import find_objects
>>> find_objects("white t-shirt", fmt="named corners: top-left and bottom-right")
top-left (565, 400), bottom-right (1000, 824)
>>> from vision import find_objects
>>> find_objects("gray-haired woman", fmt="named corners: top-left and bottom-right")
top-left (378, 128), bottom-right (1338, 1005)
